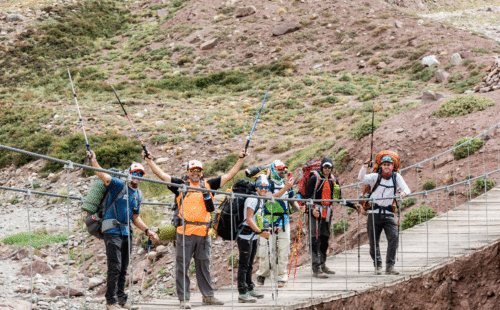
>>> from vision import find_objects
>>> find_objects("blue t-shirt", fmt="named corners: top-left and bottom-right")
top-left (103, 177), bottom-right (141, 236)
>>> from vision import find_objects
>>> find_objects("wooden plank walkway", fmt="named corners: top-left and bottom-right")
top-left (138, 187), bottom-right (500, 310)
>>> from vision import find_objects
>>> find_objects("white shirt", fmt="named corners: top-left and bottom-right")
top-left (358, 166), bottom-right (411, 207)
top-left (239, 197), bottom-right (262, 241)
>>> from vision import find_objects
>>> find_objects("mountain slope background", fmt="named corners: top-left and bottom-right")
top-left (1, 0), bottom-right (500, 307)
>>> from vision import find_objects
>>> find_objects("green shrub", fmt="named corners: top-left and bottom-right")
top-left (189, 262), bottom-right (196, 275)
top-left (332, 83), bottom-right (358, 95)
top-left (150, 135), bottom-right (170, 144)
top-left (453, 137), bottom-right (483, 160)
top-left (357, 90), bottom-right (379, 102)
top-left (331, 219), bottom-right (350, 236)
top-left (436, 95), bottom-right (494, 117)
top-left (204, 153), bottom-right (242, 177)
top-left (312, 95), bottom-right (339, 107)
top-left (422, 180), bottom-right (436, 191)
top-left (228, 253), bottom-right (239, 268)
top-left (2, 230), bottom-right (67, 248)
top-left (351, 120), bottom-right (379, 140)
top-left (271, 138), bottom-right (293, 154)
top-left (402, 206), bottom-right (436, 230)
top-left (399, 197), bottom-right (417, 210)
top-left (472, 178), bottom-right (495, 196)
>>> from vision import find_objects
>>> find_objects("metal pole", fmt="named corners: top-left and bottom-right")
top-left (356, 185), bottom-right (360, 274)
top-left (26, 190), bottom-right (34, 310)
top-left (65, 164), bottom-right (72, 310)
top-left (371, 199), bottom-right (378, 282)
top-left (308, 200), bottom-right (313, 299)
top-left (342, 202), bottom-right (348, 291)
top-left (126, 174), bottom-right (133, 310)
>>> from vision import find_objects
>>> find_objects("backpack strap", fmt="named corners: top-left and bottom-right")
top-left (101, 185), bottom-right (128, 233)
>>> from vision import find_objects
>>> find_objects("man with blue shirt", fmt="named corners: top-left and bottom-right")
top-left (256, 160), bottom-right (300, 288)
top-left (88, 151), bottom-right (158, 310)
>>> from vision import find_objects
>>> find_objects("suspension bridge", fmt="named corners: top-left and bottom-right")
top-left (0, 121), bottom-right (499, 310)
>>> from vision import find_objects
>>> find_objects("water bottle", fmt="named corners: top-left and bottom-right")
top-left (204, 192), bottom-right (215, 212)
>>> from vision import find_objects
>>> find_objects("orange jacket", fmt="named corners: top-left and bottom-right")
top-left (176, 180), bottom-right (212, 236)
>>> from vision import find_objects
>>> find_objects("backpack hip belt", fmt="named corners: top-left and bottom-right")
top-left (367, 204), bottom-right (394, 215)
top-left (183, 220), bottom-right (211, 227)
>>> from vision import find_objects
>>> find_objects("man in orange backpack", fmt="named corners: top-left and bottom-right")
top-left (358, 151), bottom-right (410, 275)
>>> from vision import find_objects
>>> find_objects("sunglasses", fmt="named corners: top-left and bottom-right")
top-left (257, 185), bottom-right (270, 190)
top-left (131, 171), bottom-right (144, 178)
top-left (189, 168), bottom-right (202, 173)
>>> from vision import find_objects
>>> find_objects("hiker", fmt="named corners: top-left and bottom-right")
top-left (236, 174), bottom-right (271, 303)
top-left (87, 151), bottom-right (158, 310)
top-left (305, 157), bottom-right (358, 278)
top-left (358, 151), bottom-right (410, 275)
top-left (144, 149), bottom-right (247, 309)
top-left (256, 160), bottom-right (301, 288)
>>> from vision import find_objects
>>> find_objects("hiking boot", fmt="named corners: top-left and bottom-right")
top-left (386, 266), bottom-right (400, 275)
top-left (277, 281), bottom-right (286, 288)
top-left (179, 300), bottom-right (191, 309)
top-left (257, 276), bottom-right (265, 286)
top-left (313, 271), bottom-right (329, 279)
top-left (119, 302), bottom-right (138, 310)
top-left (248, 289), bottom-right (265, 299)
top-left (374, 265), bottom-right (383, 275)
top-left (321, 265), bottom-right (336, 275)
top-left (202, 296), bottom-right (224, 306)
top-left (238, 293), bottom-right (257, 303)
top-left (106, 305), bottom-right (119, 310)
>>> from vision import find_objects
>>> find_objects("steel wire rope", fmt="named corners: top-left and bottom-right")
top-left (416, 164), bottom-right (422, 225)
top-left (307, 200), bottom-right (313, 299)
top-left (341, 201), bottom-right (348, 291)
top-left (80, 200), bottom-right (88, 309)
top-left (25, 189), bottom-right (34, 310)
top-left (425, 190), bottom-right (429, 267)
top-left (433, 157), bottom-right (440, 215)
top-left (355, 184), bottom-right (360, 274)
top-left (125, 173), bottom-right (133, 310)
top-left (180, 184), bottom-right (186, 310)
top-left (65, 164), bottom-right (72, 310)
top-left (230, 194), bottom-right (234, 309)
top-left (481, 135), bottom-right (489, 242)
top-left (445, 185), bottom-right (450, 258)
top-left (466, 141), bottom-right (472, 250)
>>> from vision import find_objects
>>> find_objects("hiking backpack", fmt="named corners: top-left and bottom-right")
top-left (215, 179), bottom-right (261, 241)
top-left (297, 160), bottom-right (322, 206)
top-left (81, 170), bottom-right (142, 239)
top-left (361, 150), bottom-right (400, 211)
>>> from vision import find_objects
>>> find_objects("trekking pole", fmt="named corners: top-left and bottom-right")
top-left (244, 87), bottom-right (270, 153)
top-left (369, 107), bottom-right (375, 168)
top-left (292, 212), bottom-right (304, 285)
top-left (275, 229), bottom-right (279, 300)
top-left (139, 239), bottom-right (152, 295)
top-left (263, 222), bottom-right (274, 301)
top-left (111, 85), bottom-right (149, 158)
top-left (68, 69), bottom-right (91, 163)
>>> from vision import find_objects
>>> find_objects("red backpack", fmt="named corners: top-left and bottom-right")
top-left (297, 160), bottom-right (322, 206)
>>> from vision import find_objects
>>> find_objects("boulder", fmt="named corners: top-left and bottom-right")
top-left (18, 260), bottom-right (53, 276)
top-left (156, 157), bottom-right (169, 164)
top-left (5, 14), bottom-right (24, 22)
top-left (434, 154), bottom-right (454, 169)
top-left (449, 53), bottom-right (462, 65)
top-left (0, 298), bottom-right (31, 310)
top-left (435, 69), bottom-right (449, 83)
top-left (357, 60), bottom-right (366, 68)
top-left (88, 277), bottom-right (104, 289)
top-left (377, 62), bottom-right (387, 69)
top-left (200, 38), bottom-right (217, 50)
top-left (272, 23), bottom-right (301, 36)
top-left (234, 6), bottom-right (256, 18)
top-left (394, 20), bottom-right (403, 28)
top-left (55, 285), bottom-right (84, 296)
top-left (422, 55), bottom-right (440, 67)
top-left (422, 90), bottom-right (444, 104)
top-left (157, 8), bottom-right (169, 17)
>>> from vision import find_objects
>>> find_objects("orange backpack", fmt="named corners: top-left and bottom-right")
top-left (361, 150), bottom-right (400, 211)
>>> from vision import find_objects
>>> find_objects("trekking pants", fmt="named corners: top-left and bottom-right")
top-left (256, 224), bottom-right (290, 282)
top-left (176, 233), bottom-right (214, 301)
top-left (237, 238), bottom-right (258, 294)
top-left (308, 215), bottom-right (331, 271)
top-left (367, 213), bottom-right (399, 268)
top-left (104, 234), bottom-right (131, 306)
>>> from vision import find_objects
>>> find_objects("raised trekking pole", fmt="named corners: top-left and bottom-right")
top-left (369, 107), bottom-right (375, 168)
top-left (111, 85), bottom-right (149, 159)
top-left (263, 222), bottom-right (275, 301)
top-left (68, 69), bottom-right (91, 164)
top-left (244, 87), bottom-right (270, 154)
top-left (139, 239), bottom-right (152, 295)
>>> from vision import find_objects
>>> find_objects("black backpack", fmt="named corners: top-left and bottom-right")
top-left (216, 179), bottom-right (260, 241)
